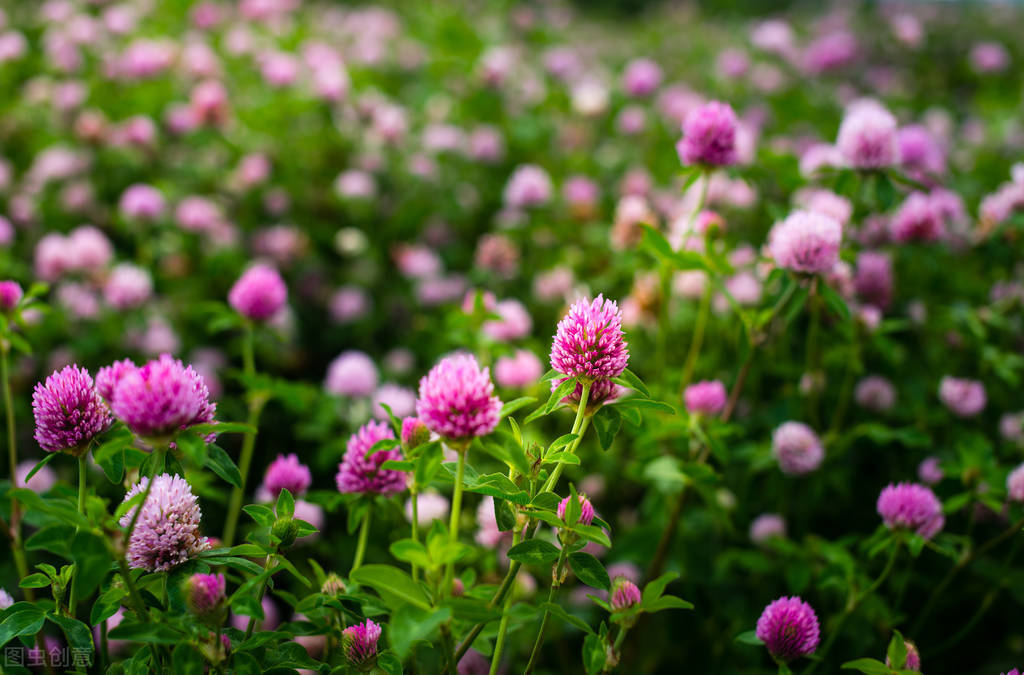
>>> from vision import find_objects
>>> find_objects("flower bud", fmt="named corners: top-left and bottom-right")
top-left (272, 517), bottom-right (299, 549)
top-left (342, 619), bottom-right (382, 670)
top-left (609, 576), bottom-right (642, 613)
top-left (557, 494), bottom-right (595, 527)
top-left (400, 417), bottom-right (431, 449)
top-left (0, 281), bottom-right (22, 313)
top-left (184, 573), bottom-right (226, 623)
top-left (321, 572), bottom-right (346, 596)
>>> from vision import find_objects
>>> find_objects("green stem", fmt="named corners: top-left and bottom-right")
top-left (69, 455), bottom-right (88, 617)
top-left (410, 488), bottom-right (420, 582)
top-left (222, 324), bottom-right (263, 546)
top-left (1, 345), bottom-right (32, 602)
top-left (679, 284), bottom-right (712, 394)
top-left (488, 528), bottom-right (522, 674)
top-left (245, 553), bottom-right (276, 639)
top-left (541, 382), bottom-right (591, 494)
top-left (602, 625), bottom-right (630, 673)
top-left (444, 448), bottom-right (468, 596)
top-left (524, 546), bottom-right (569, 675)
top-left (804, 544), bottom-right (899, 674)
top-left (352, 508), bottom-right (372, 572)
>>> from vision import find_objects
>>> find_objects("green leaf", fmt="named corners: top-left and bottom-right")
top-left (840, 658), bottom-right (893, 674)
top-left (243, 504), bottom-right (276, 528)
top-left (569, 553), bottom-right (609, 590)
top-left (71, 530), bottom-right (111, 600)
top-left (46, 613), bottom-right (93, 652)
top-left (18, 574), bottom-right (50, 589)
top-left (612, 368), bottom-right (650, 398)
top-left (389, 539), bottom-right (432, 569)
top-left (642, 572), bottom-right (679, 606)
top-left (377, 651), bottom-right (404, 675)
top-left (364, 437), bottom-right (401, 461)
top-left (524, 377), bottom-right (577, 425)
top-left (539, 601), bottom-right (594, 634)
top-left (0, 603), bottom-right (47, 647)
top-left (644, 595), bottom-right (694, 612)
top-left (582, 632), bottom-right (607, 675)
top-left (172, 644), bottom-right (205, 673)
top-left (350, 565), bottom-right (431, 611)
top-left (506, 540), bottom-right (560, 565)
top-left (25, 524), bottom-right (75, 556)
top-left (612, 398), bottom-right (676, 414)
top-left (23, 453), bottom-right (59, 484)
top-left (108, 622), bottom-right (186, 644)
top-left (206, 444), bottom-right (242, 488)
top-left (592, 406), bottom-right (622, 451)
top-left (545, 452), bottom-right (581, 465)
top-left (886, 630), bottom-right (907, 669)
top-left (188, 422), bottom-right (255, 436)
top-left (493, 498), bottom-right (516, 532)
top-left (820, 282), bottom-right (852, 322)
top-left (500, 397), bottom-right (537, 419)
top-left (462, 473), bottom-right (530, 505)
top-left (734, 630), bottom-right (763, 646)
top-left (276, 488), bottom-right (295, 519)
top-left (388, 605), bottom-right (451, 660)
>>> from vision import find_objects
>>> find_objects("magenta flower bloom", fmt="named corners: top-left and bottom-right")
top-left (622, 58), bottom-right (662, 97)
top-left (938, 376), bottom-right (986, 418)
top-left (610, 576), bottom-right (642, 611)
top-left (550, 295), bottom-right (629, 381)
top-left (890, 192), bottom-right (945, 243)
top-left (262, 454), bottom-right (312, 498)
top-left (557, 494), bottom-right (595, 526)
top-left (95, 358), bottom-right (136, 401)
top-left (335, 421), bottom-right (405, 496)
top-left (111, 354), bottom-right (216, 440)
top-left (684, 380), bottom-right (727, 416)
top-left (342, 619), bottom-right (382, 667)
top-left (755, 596), bottom-right (820, 663)
top-left (768, 211), bottom-right (842, 275)
top-left (228, 263), bottom-right (287, 321)
top-left (184, 573), bottom-right (226, 620)
top-left (119, 473), bottom-right (210, 571)
top-left (676, 101), bottom-right (738, 167)
top-left (32, 365), bottom-right (111, 454)
top-left (836, 101), bottom-right (899, 169)
top-left (854, 251), bottom-right (893, 309)
top-left (0, 280), bottom-right (22, 312)
top-left (415, 354), bottom-right (502, 440)
top-left (877, 482), bottom-right (944, 539)
top-left (1007, 464), bottom-right (1024, 502)
top-left (771, 422), bottom-right (824, 476)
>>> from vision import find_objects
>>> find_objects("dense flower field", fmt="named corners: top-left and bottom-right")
top-left (1, 0), bottom-right (1024, 673)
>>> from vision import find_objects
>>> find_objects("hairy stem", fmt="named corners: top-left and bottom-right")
top-left (524, 546), bottom-right (569, 674)
top-left (223, 324), bottom-right (263, 546)
top-left (352, 508), bottom-right (372, 572)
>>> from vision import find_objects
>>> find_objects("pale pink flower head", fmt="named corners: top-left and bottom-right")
top-left (970, 42), bottom-right (1009, 74)
top-left (190, 79), bottom-right (228, 125)
top-left (342, 619), bottom-right (382, 667)
top-left (876, 482), bottom-right (944, 539)
top-left (771, 422), bottom-right (824, 476)
top-left (263, 454), bottom-right (312, 498)
top-left (175, 196), bottom-right (222, 232)
top-left (228, 264), bottom-right (287, 321)
top-left (15, 459), bottom-right (57, 493)
top-left (482, 299), bottom-right (532, 341)
top-left (104, 264), bottom-right (152, 310)
top-left (854, 375), bottom-right (896, 413)
top-left (110, 354), bottom-right (216, 440)
top-left (119, 473), bottom-right (210, 571)
top-left (938, 376), bottom-right (986, 418)
top-left (898, 125), bottom-right (946, 178)
top-left (372, 383), bottom-right (416, 420)
top-left (917, 457), bottom-right (943, 486)
top-left (416, 354), bottom-right (502, 440)
top-left (0, 280), bottom-right (22, 312)
top-left (324, 351), bottom-right (378, 398)
top-left (1007, 464), bottom-right (1024, 502)
top-left (557, 494), bottom-right (595, 526)
top-left (768, 211), bottom-right (842, 275)
top-left (335, 169), bottom-right (376, 200)
top-left (676, 101), bottom-right (738, 167)
top-left (803, 30), bottom-right (858, 74)
top-left (749, 513), bottom-right (787, 545)
top-left (622, 58), bottom-right (662, 97)
top-left (503, 164), bottom-right (552, 209)
top-left (68, 226), bottom-right (113, 271)
top-left (684, 380), bottom-right (727, 417)
top-left (836, 101), bottom-right (899, 169)
top-left (119, 183), bottom-right (165, 222)
top-left (756, 596), bottom-right (820, 662)
top-left (494, 350), bottom-right (543, 389)
top-left (336, 421), bottom-right (404, 496)
top-left (1000, 412), bottom-right (1024, 443)
top-left (32, 365), bottom-right (111, 454)
top-left (550, 295), bottom-right (629, 380)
